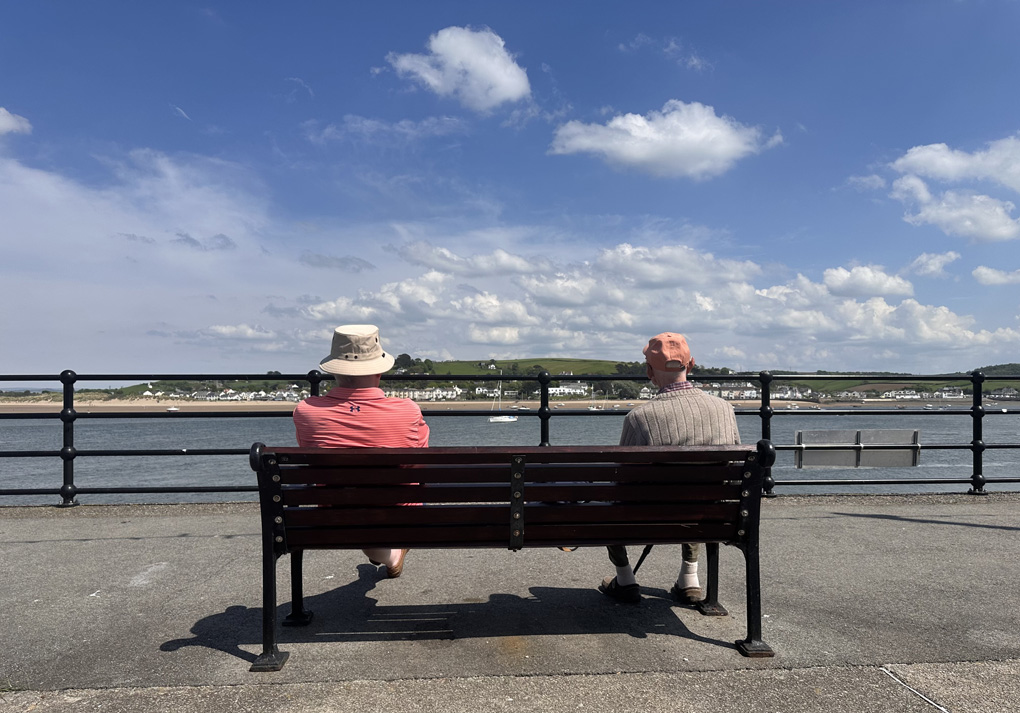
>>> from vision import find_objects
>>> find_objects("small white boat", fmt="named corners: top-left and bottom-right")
top-left (488, 372), bottom-right (518, 423)
top-left (488, 414), bottom-right (518, 423)
top-left (166, 406), bottom-right (180, 412)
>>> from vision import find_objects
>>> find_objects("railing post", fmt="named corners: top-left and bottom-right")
top-left (58, 370), bottom-right (79, 507)
top-left (308, 370), bottom-right (324, 397)
top-left (538, 371), bottom-right (551, 446)
top-left (969, 370), bottom-right (987, 495)
top-left (758, 371), bottom-right (775, 496)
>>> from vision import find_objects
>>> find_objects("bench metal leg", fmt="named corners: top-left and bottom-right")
top-left (283, 549), bottom-right (314, 627)
top-left (696, 543), bottom-right (728, 617)
top-left (251, 539), bottom-right (290, 672)
top-left (735, 540), bottom-right (774, 658)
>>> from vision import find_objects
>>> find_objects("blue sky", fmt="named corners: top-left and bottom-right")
top-left (4, 1), bottom-right (1020, 377)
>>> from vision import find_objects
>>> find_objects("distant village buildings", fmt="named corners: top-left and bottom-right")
top-left (128, 377), bottom-right (1001, 405)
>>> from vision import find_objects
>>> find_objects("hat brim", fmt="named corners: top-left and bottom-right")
top-left (319, 352), bottom-right (395, 376)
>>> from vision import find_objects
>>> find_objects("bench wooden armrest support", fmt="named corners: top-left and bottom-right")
top-left (248, 439), bottom-right (777, 671)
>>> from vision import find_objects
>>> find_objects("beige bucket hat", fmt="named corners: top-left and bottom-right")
top-left (318, 324), bottom-right (396, 376)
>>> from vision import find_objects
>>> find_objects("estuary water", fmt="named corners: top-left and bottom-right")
top-left (2, 409), bottom-right (1019, 505)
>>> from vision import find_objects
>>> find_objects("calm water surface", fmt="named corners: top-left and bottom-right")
top-left (2, 409), bottom-right (1018, 504)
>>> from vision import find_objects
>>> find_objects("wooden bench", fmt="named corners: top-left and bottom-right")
top-left (248, 439), bottom-right (777, 671)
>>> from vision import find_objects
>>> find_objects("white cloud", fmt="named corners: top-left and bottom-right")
top-left (468, 325), bottom-right (521, 345)
top-left (394, 240), bottom-right (549, 276)
top-left (594, 243), bottom-right (762, 287)
top-left (387, 26), bottom-right (531, 113)
top-left (887, 136), bottom-right (1020, 241)
top-left (890, 175), bottom-right (932, 203)
top-left (549, 99), bottom-right (778, 179)
top-left (206, 324), bottom-right (276, 340)
top-left (822, 265), bottom-right (914, 298)
top-left (972, 266), bottom-right (1020, 286)
top-left (890, 175), bottom-right (1020, 241)
top-left (905, 251), bottom-right (960, 277)
top-left (0, 107), bottom-right (32, 135)
top-left (891, 136), bottom-right (1020, 194)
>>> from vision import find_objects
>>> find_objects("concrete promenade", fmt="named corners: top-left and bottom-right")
top-left (1, 493), bottom-right (1018, 712)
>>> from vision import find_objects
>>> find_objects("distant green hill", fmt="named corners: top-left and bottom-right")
top-left (433, 358), bottom-right (636, 377)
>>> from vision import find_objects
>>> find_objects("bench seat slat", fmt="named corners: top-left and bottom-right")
top-left (284, 521), bottom-right (739, 549)
top-left (283, 501), bottom-right (738, 528)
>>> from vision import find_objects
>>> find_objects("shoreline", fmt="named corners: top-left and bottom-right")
top-left (0, 397), bottom-right (978, 414)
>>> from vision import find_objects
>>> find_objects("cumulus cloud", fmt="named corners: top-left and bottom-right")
top-left (387, 26), bottom-right (531, 113)
top-left (891, 136), bottom-right (1020, 194)
top-left (549, 99), bottom-right (780, 179)
top-left (905, 251), bottom-right (960, 277)
top-left (972, 266), bottom-right (1020, 286)
top-left (888, 136), bottom-right (1020, 241)
top-left (892, 179), bottom-right (1020, 241)
top-left (0, 107), bottom-right (32, 135)
top-left (823, 265), bottom-right (913, 298)
top-left (594, 243), bottom-right (762, 287)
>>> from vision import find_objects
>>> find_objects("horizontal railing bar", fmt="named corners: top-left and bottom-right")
top-left (774, 478), bottom-right (1020, 486)
top-left (4, 478), bottom-right (1020, 499)
top-left (0, 487), bottom-right (257, 496)
top-left (3, 443), bottom-right (1020, 459)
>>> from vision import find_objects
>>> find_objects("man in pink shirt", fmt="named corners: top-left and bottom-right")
top-left (293, 324), bottom-right (429, 577)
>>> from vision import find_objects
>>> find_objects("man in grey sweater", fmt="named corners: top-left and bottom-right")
top-left (600, 332), bottom-right (741, 604)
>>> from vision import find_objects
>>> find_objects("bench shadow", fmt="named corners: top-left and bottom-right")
top-left (833, 511), bottom-right (1020, 532)
top-left (161, 565), bottom-right (735, 663)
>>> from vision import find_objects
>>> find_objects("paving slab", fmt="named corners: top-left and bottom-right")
top-left (0, 494), bottom-right (1018, 711)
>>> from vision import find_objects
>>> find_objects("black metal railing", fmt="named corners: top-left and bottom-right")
top-left (2, 369), bottom-right (1020, 505)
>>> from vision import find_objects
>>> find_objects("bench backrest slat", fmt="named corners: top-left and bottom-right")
top-left (269, 444), bottom-right (755, 466)
top-left (277, 461), bottom-right (746, 486)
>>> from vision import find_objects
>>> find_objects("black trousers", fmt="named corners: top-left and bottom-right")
top-left (606, 543), bottom-right (700, 567)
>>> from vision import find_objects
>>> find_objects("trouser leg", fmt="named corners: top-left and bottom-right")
top-left (607, 545), bottom-right (630, 567)
top-left (683, 543), bottom-right (700, 562)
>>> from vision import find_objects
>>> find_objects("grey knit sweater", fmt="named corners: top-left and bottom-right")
top-left (619, 388), bottom-right (740, 447)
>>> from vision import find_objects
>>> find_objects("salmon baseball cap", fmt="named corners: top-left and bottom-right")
top-left (643, 332), bottom-right (695, 372)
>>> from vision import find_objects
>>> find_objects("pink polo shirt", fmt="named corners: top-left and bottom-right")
top-left (293, 386), bottom-right (430, 448)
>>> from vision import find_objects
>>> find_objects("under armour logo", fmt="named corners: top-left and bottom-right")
top-left (349, 405), bottom-right (360, 413)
